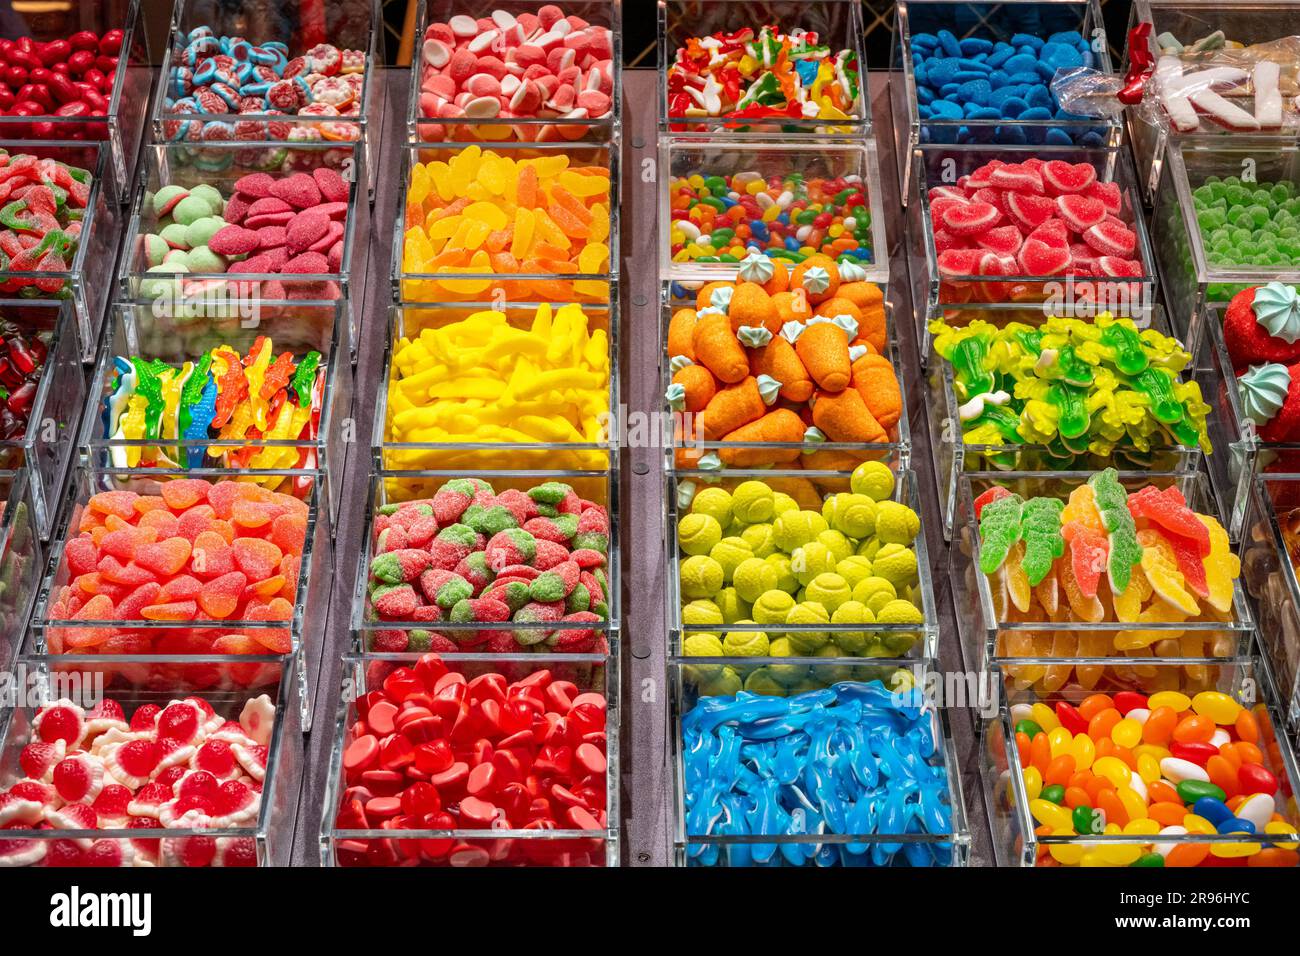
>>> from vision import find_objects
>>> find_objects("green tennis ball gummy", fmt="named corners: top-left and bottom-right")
top-left (765, 553), bottom-right (798, 592)
top-left (696, 665), bottom-right (743, 696)
top-left (714, 587), bottom-right (752, 624)
top-left (708, 536), bottom-right (753, 582)
top-left (722, 624), bottom-right (770, 657)
top-left (872, 543), bottom-right (918, 588)
top-left (835, 555), bottom-right (874, 588)
top-left (850, 460), bottom-right (895, 501)
top-left (772, 509), bottom-right (827, 552)
top-left (771, 492), bottom-right (799, 518)
top-left (875, 500), bottom-right (921, 545)
top-left (679, 555), bottom-right (724, 599)
top-left (853, 576), bottom-right (897, 614)
top-left (829, 600), bottom-right (874, 654)
top-left (740, 522), bottom-right (777, 557)
top-left (791, 540), bottom-right (836, 586)
top-left (823, 492), bottom-right (877, 538)
top-left (785, 601), bottom-right (831, 653)
top-left (816, 529), bottom-right (852, 563)
top-left (752, 589), bottom-right (796, 624)
top-left (682, 599), bottom-right (724, 631)
top-left (691, 487), bottom-right (734, 527)
top-left (678, 513), bottom-right (722, 556)
top-left (731, 480), bottom-right (775, 523)
top-left (732, 556), bottom-right (779, 603)
top-left (804, 572), bottom-right (852, 612)
top-left (683, 632), bottom-right (724, 657)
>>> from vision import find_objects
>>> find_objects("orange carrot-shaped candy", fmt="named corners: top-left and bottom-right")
top-left (795, 322), bottom-right (851, 392)
top-left (838, 283), bottom-right (887, 352)
top-left (766, 475), bottom-right (822, 510)
top-left (811, 387), bottom-right (887, 443)
top-left (728, 283), bottom-right (778, 333)
top-left (749, 336), bottom-right (813, 402)
top-left (692, 312), bottom-right (749, 383)
top-left (700, 376), bottom-right (766, 440)
top-left (836, 280), bottom-right (884, 313)
top-left (737, 253), bottom-right (790, 295)
top-left (719, 410), bottom-right (805, 466)
top-left (668, 307), bottom-right (698, 361)
top-left (852, 353), bottom-right (902, 429)
top-left (671, 364), bottom-right (717, 414)
top-left (814, 297), bottom-right (862, 324)
top-left (791, 255), bottom-right (841, 304)
top-left (695, 281), bottom-right (734, 313)
top-left (803, 448), bottom-right (869, 472)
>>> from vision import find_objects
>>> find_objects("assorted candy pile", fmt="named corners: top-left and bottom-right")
top-left (668, 253), bottom-right (897, 470)
top-left (1012, 689), bottom-right (1298, 867)
top-left (669, 170), bottom-right (873, 266)
top-left (678, 463), bottom-right (924, 663)
top-left (0, 694), bottom-right (274, 867)
top-left (0, 150), bottom-right (93, 294)
top-left (930, 312), bottom-right (1211, 458)
top-left (1224, 283), bottom-right (1300, 443)
top-left (163, 28), bottom-right (366, 142)
top-left (977, 469), bottom-right (1240, 662)
top-left (682, 681), bottom-right (954, 866)
top-left (1193, 176), bottom-right (1300, 273)
top-left (138, 167), bottom-right (351, 299)
top-left (0, 31), bottom-right (124, 139)
top-left (402, 145), bottom-right (610, 294)
top-left (100, 338), bottom-right (325, 476)
top-left (666, 26), bottom-right (862, 124)
top-left (384, 303), bottom-right (609, 470)
top-left (364, 479), bottom-right (610, 654)
top-left (910, 29), bottom-right (1105, 146)
top-left (335, 654), bottom-right (607, 866)
top-left (1152, 32), bottom-right (1298, 134)
top-left (418, 5), bottom-right (614, 138)
top-left (46, 480), bottom-right (308, 655)
top-left (0, 320), bottom-right (48, 440)
top-left (929, 158), bottom-right (1144, 291)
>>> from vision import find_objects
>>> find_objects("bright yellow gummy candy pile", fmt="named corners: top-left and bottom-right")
top-left (384, 303), bottom-right (610, 469)
top-left (402, 145), bottom-right (612, 301)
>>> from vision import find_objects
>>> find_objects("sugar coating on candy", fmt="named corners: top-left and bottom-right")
top-left (46, 480), bottom-right (309, 657)
top-left (0, 152), bottom-right (94, 298)
top-left (682, 681), bottom-right (951, 866)
top-left (334, 654), bottom-right (608, 866)
top-left (366, 480), bottom-right (610, 652)
top-left (1014, 687), bottom-right (1296, 867)
top-left (0, 693), bottom-right (272, 866)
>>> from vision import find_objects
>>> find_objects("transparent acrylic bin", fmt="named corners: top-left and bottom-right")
top-left (906, 144), bottom-right (1157, 346)
top-left (0, 141), bottom-right (118, 361)
top-left (0, 656), bottom-right (301, 867)
top-left (891, 0), bottom-right (1124, 204)
top-left (30, 466), bottom-right (333, 731)
top-left (1153, 138), bottom-right (1300, 358)
top-left (0, 464), bottom-right (41, 672)
top-left (666, 466), bottom-right (938, 661)
top-left (980, 658), bottom-right (1300, 866)
top-left (353, 467), bottom-right (620, 649)
top-left (926, 304), bottom-right (1205, 541)
top-left (1242, 474), bottom-right (1300, 731)
top-left (0, 0), bottom-right (152, 199)
top-left (1126, 1), bottom-right (1300, 203)
top-left (394, 141), bottom-right (618, 304)
top-left (82, 301), bottom-right (353, 527)
top-left (952, 471), bottom-right (1256, 679)
top-left (657, 0), bottom-right (868, 136)
top-left (376, 297), bottom-right (617, 473)
top-left (155, 0), bottom-right (382, 199)
top-left (0, 301), bottom-right (84, 540)
top-left (320, 652), bottom-right (618, 866)
top-left (119, 140), bottom-right (367, 357)
top-left (658, 136), bottom-right (889, 286)
top-left (667, 659), bottom-right (970, 866)
top-left (409, 0), bottom-right (622, 146)
top-left (661, 291), bottom-right (908, 473)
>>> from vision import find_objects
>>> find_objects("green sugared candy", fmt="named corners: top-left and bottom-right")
top-left (1194, 176), bottom-right (1300, 269)
top-left (172, 194), bottom-right (215, 226)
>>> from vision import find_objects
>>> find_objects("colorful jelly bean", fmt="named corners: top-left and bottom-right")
top-left (670, 170), bottom-right (873, 266)
top-left (1009, 689), bottom-right (1298, 867)
top-left (682, 681), bottom-right (953, 866)
top-left (333, 654), bottom-right (608, 867)
top-left (0, 694), bottom-right (273, 867)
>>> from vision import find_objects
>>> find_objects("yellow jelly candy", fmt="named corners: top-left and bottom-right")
top-left (1191, 691), bottom-right (1241, 725)
top-left (1116, 597), bottom-right (1188, 650)
top-left (1047, 827), bottom-right (1086, 865)
top-left (1022, 766), bottom-right (1043, 801)
top-left (1029, 799), bottom-right (1072, 830)
top-left (1137, 529), bottom-right (1199, 615)
top-left (1000, 541), bottom-right (1032, 614)
top-left (1060, 484), bottom-right (1104, 533)
top-left (1196, 513), bottom-right (1238, 614)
